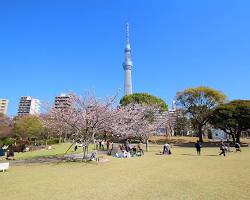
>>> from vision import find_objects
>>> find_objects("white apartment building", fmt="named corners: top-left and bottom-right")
top-left (0, 99), bottom-right (8, 115)
top-left (17, 96), bottom-right (40, 116)
top-left (54, 93), bottom-right (73, 110)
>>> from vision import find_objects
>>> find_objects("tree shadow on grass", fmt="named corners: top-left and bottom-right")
top-left (155, 153), bottom-right (172, 156)
top-left (155, 152), bottom-right (218, 157)
top-left (10, 155), bottom-right (109, 166)
top-left (9, 156), bottom-right (64, 166)
top-left (180, 153), bottom-right (218, 157)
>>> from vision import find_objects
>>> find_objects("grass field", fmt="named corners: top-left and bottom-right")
top-left (12, 143), bottom-right (88, 160)
top-left (1, 144), bottom-right (250, 200)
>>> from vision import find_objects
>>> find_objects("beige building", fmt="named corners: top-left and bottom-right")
top-left (0, 99), bottom-right (8, 115)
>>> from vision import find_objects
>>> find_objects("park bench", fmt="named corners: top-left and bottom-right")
top-left (0, 162), bottom-right (9, 172)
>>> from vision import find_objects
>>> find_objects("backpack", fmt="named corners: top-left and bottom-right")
top-left (195, 143), bottom-right (201, 148)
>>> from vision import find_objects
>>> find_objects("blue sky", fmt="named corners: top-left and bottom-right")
top-left (1, 0), bottom-right (250, 115)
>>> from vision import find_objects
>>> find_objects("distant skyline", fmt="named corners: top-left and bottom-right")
top-left (1, 0), bottom-right (250, 115)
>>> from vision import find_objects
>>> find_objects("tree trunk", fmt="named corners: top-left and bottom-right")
top-left (82, 146), bottom-right (87, 160)
top-left (236, 130), bottom-right (241, 143)
top-left (232, 134), bottom-right (236, 144)
top-left (198, 126), bottom-right (203, 143)
top-left (145, 139), bottom-right (148, 152)
top-left (64, 143), bottom-right (74, 155)
top-left (64, 132), bottom-right (67, 142)
top-left (104, 132), bottom-right (107, 141)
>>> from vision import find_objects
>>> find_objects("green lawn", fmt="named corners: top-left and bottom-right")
top-left (1, 144), bottom-right (250, 200)
top-left (12, 142), bottom-right (89, 160)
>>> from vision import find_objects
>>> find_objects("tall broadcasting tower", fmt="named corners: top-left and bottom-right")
top-left (123, 23), bottom-right (133, 96)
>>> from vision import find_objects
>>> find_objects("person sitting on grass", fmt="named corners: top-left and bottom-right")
top-left (235, 143), bottom-right (241, 152)
top-left (163, 143), bottom-right (170, 155)
top-left (131, 146), bottom-right (137, 156)
top-left (195, 140), bottom-right (202, 156)
top-left (122, 149), bottom-right (131, 158)
top-left (6, 144), bottom-right (15, 160)
top-left (137, 144), bottom-right (144, 156)
top-left (107, 148), bottom-right (112, 155)
top-left (122, 150), bottom-right (128, 158)
top-left (90, 150), bottom-right (98, 161)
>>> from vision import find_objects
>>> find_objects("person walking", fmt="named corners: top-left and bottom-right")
top-left (195, 141), bottom-right (202, 155)
top-left (106, 140), bottom-right (110, 151)
top-left (98, 140), bottom-right (102, 150)
top-left (125, 139), bottom-right (129, 152)
top-left (111, 141), bottom-right (114, 150)
top-left (219, 141), bottom-right (226, 156)
top-left (95, 140), bottom-right (99, 150)
top-left (101, 140), bottom-right (105, 150)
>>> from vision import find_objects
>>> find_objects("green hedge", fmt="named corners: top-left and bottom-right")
top-left (0, 137), bottom-right (14, 146)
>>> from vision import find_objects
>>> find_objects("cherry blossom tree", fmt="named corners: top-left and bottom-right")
top-left (40, 114), bottom-right (71, 145)
top-left (111, 104), bottom-right (164, 152)
top-left (43, 92), bottom-right (117, 158)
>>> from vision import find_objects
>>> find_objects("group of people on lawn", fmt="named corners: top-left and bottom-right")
top-left (195, 140), bottom-right (242, 156)
top-left (87, 139), bottom-right (144, 158)
top-left (114, 140), bottom-right (144, 158)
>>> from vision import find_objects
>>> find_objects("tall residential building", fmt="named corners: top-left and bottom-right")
top-left (0, 99), bottom-right (8, 115)
top-left (123, 23), bottom-right (133, 96)
top-left (54, 93), bottom-right (73, 110)
top-left (17, 96), bottom-right (40, 116)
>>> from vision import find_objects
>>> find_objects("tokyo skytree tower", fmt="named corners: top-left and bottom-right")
top-left (123, 23), bottom-right (133, 96)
